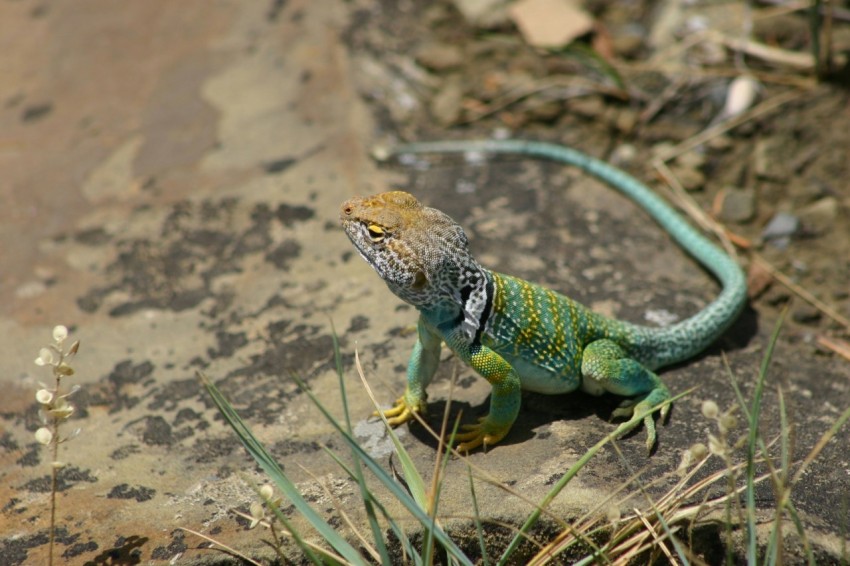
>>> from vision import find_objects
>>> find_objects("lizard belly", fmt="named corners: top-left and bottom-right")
top-left (497, 352), bottom-right (582, 394)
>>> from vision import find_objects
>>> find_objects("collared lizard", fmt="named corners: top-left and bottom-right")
top-left (340, 139), bottom-right (746, 453)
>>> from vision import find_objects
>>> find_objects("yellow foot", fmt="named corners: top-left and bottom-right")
top-left (452, 416), bottom-right (511, 452)
top-left (373, 396), bottom-right (424, 426)
top-left (611, 399), bottom-right (670, 454)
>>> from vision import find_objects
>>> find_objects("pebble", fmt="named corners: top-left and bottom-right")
top-left (761, 212), bottom-right (799, 248)
top-left (670, 164), bottom-right (705, 191)
top-left (415, 43), bottom-right (465, 72)
top-left (799, 196), bottom-right (838, 233)
top-left (753, 137), bottom-right (790, 181)
top-left (450, 0), bottom-right (512, 29)
top-left (792, 305), bottom-right (822, 325)
top-left (716, 186), bottom-right (756, 223)
top-left (787, 176), bottom-right (828, 206)
top-left (430, 75), bottom-right (465, 125)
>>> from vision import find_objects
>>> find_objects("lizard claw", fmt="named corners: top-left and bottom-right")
top-left (452, 416), bottom-right (511, 452)
top-left (374, 396), bottom-right (424, 426)
top-left (611, 397), bottom-right (670, 454)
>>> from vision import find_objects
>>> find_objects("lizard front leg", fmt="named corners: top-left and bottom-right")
top-left (448, 337), bottom-right (522, 452)
top-left (581, 339), bottom-right (671, 453)
top-left (379, 317), bottom-right (442, 425)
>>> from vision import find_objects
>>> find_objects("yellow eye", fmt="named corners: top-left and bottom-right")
top-left (367, 224), bottom-right (385, 242)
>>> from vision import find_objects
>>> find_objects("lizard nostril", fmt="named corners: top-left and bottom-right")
top-left (343, 205), bottom-right (352, 215)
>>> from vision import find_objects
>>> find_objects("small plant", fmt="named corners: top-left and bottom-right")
top-left (34, 325), bottom-right (82, 566)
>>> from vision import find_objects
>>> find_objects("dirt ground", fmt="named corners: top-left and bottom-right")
top-left (1, 0), bottom-right (849, 564)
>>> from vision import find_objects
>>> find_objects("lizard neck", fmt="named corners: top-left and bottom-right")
top-left (414, 260), bottom-right (495, 344)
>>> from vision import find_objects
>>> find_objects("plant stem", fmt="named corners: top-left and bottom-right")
top-left (47, 371), bottom-right (61, 566)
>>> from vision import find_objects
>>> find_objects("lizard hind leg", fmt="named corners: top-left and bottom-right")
top-left (581, 339), bottom-right (672, 453)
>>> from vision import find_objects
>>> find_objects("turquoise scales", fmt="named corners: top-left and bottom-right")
top-left (340, 139), bottom-right (747, 453)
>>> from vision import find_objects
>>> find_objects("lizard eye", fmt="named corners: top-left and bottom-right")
top-left (366, 224), bottom-right (385, 243)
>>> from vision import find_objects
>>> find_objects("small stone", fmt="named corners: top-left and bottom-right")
top-left (716, 187), bottom-right (756, 223)
top-left (707, 134), bottom-right (734, 151)
top-left (610, 144), bottom-right (637, 167)
top-left (753, 138), bottom-right (790, 181)
top-left (671, 165), bottom-right (705, 191)
top-left (15, 280), bottom-right (47, 299)
top-left (568, 95), bottom-right (605, 118)
top-left (651, 141), bottom-right (677, 159)
top-left (676, 150), bottom-right (706, 170)
top-left (614, 108), bottom-right (638, 134)
top-left (787, 177), bottom-right (828, 207)
top-left (610, 26), bottom-right (645, 58)
top-left (415, 43), bottom-right (465, 72)
top-left (799, 196), bottom-right (838, 233)
top-left (717, 75), bottom-right (760, 122)
top-left (792, 305), bottom-right (822, 325)
top-left (430, 76), bottom-right (465, 125)
top-left (763, 287), bottom-right (791, 306)
top-left (451, 0), bottom-right (512, 29)
top-left (761, 212), bottom-right (799, 243)
top-left (525, 97), bottom-right (563, 122)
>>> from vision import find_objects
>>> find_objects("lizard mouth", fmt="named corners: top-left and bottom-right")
top-left (342, 220), bottom-right (385, 276)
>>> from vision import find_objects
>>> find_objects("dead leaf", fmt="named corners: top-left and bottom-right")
top-left (509, 0), bottom-right (594, 49)
top-left (747, 260), bottom-right (773, 299)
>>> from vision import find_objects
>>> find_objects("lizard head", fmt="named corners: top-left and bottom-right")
top-left (340, 191), bottom-right (476, 310)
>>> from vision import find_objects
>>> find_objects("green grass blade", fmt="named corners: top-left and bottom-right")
top-left (294, 375), bottom-right (474, 566)
top-left (422, 416), bottom-right (464, 566)
top-left (323, 447), bottom-right (424, 566)
top-left (354, 349), bottom-right (429, 511)
top-left (198, 371), bottom-right (366, 565)
top-left (468, 466), bottom-right (491, 566)
top-left (558, 43), bottom-right (626, 91)
top-left (331, 330), bottom-right (393, 565)
top-left (745, 311), bottom-right (786, 565)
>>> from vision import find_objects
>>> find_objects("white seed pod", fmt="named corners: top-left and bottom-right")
top-left (719, 413), bottom-right (738, 434)
top-left (689, 442), bottom-right (709, 460)
top-left (35, 348), bottom-right (54, 366)
top-left (708, 434), bottom-right (725, 456)
top-left (722, 75), bottom-right (761, 120)
top-left (701, 400), bottom-right (720, 419)
top-left (56, 363), bottom-right (75, 377)
top-left (36, 389), bottom-right (54, 405)
top-left (259, 484), bottom-right (274, 501)
top-left (52, 325), bottom-right (69, 343)
top-left (35, 427), bottom-right (53, 445)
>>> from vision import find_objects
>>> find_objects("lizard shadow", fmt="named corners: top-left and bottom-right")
top-left (407, 391), bottom-right (624, 451)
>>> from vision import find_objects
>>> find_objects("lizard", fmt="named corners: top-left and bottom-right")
top-left (339, 139), bottom-right (747, 453)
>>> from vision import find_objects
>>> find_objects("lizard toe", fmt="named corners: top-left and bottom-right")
top-left (452, 417), bottom-right (510, 452)
top-left (377, 397), bottom-right (421, 426)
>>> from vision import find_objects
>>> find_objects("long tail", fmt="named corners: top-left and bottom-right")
top-left (377, 139), bottom-right (747, 369)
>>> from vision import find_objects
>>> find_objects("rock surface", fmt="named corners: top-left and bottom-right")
top-left (1, 1), bottom-right (849, 565)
